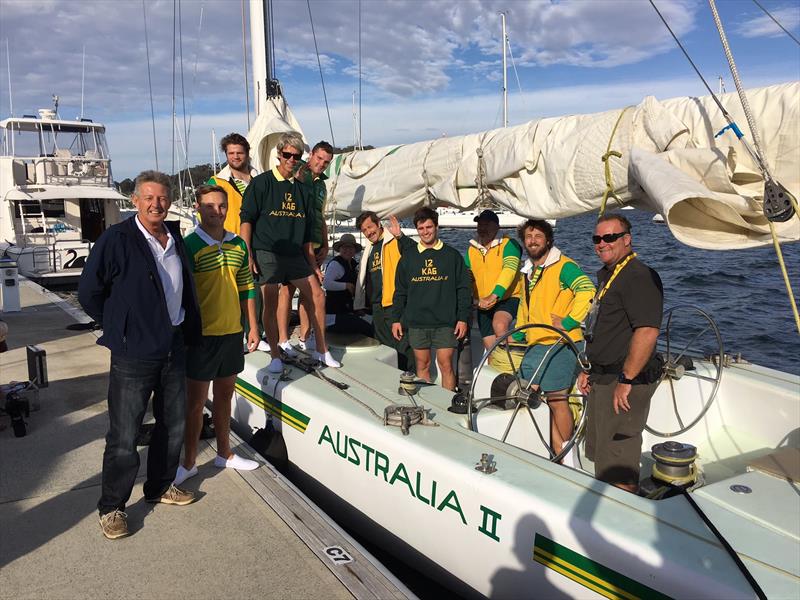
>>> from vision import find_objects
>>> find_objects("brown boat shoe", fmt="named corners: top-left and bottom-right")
top-left (99, 510), bottom-right (129, 540)
top-left (145, 484), bottom-right (196, 506)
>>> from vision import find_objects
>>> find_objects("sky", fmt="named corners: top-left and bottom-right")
top-left (1, 0), bottom-right (798, 180)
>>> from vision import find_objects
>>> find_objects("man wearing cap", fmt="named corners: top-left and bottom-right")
top-left (392, 207), bottom-right (471, 391)
top-left (355, 212), bottom-right (416, 371)
top-left (322, 234), bottom-right (373, 337)
top-left (465, 209), bottom-right (523, 350)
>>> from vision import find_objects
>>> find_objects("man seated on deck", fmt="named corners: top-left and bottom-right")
top-left (391, 207), bottom-right (471, 391)
top-left (79, 170), bottom-right (202, 539)
top-left (276, 141), bottom-right (335, 354)
top-left (239, 132), bottom-right (340, 374)
top-left (175, 184), bottom-right (261, 486)
top-left (515, 219), bottom-right (595, 463)
top-left (466, 209), bottom-right (523, 351)
top-left (355, 212), bottom-right (416, 371)
top-left (322, 233), bottom-right (374, 337)
top-left (577, 214), bottom-right (663, 494)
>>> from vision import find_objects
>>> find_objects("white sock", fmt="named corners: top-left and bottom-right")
top-left (268, 357), bottom-right (284, 374)
top-left (315, 350), bottom-right (341, 368)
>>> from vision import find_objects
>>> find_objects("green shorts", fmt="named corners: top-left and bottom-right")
top-left (477, 297), bottom-right (520, 338)
top-left (519, 342), bottom-right (578, 392)
top-left (186, 332), bottom-right (244, 381)
top-left (408, 326), bottom-right (458, 350)
top-left (255, 249), bottom-right (311, 285)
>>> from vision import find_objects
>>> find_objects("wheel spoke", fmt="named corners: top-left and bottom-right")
top-left (682, 371), bottom-right (719, 384)
top-left (526, 405), bottom-right (555, 459)
top-left (672, 325), bottom-right (710, 364)
top-left (473, 395), bottom-right (517, 411)
top-left (500, 402), bottom-right (523, 443)
top-left (668, 377), bottom-right (685, 429)
top-left (503, 344), bottom-right (527, 389)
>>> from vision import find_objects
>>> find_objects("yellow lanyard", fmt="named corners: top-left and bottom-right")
top-left (595, 252), bottom-right (636, 303)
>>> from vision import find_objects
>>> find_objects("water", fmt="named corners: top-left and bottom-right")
top-left (438, 210), bottom-right (800, 375)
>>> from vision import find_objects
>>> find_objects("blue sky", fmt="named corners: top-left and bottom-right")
top-left (1, 0), bottom-right (798, 180)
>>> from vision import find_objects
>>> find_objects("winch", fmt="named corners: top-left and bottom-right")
top-left (651, 441), bottom-right (699, 487)
top-left (384, 405), bottom-right (437, 435)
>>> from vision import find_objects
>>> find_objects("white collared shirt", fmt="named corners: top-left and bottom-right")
top-left (135, 215), bottom-right (185, 326)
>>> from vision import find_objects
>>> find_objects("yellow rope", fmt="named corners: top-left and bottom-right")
top-left (598, 106), bottom-right (632, 218)
top-left (768, 222), bottom-right (800, 334)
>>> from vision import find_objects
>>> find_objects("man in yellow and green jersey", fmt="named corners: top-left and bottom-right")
top-left (207, 132), bottom-right (258, 236)
top-left (177, 184), bottom-right (261, 486)
top-left (465, 209), bottom-right (522, 350)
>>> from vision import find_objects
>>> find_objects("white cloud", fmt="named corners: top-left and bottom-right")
top-left (734, 6), bottom-right (800, 39)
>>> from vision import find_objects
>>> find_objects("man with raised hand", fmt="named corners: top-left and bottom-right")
top-left (79, 170), bottom-right (202, 540)
top-left (175, 184), bottom-right (261, 487)
top-left (240, 132), bottom-right (340, 374)
top-left (276, 141), bottom-right (334, 354)
top-left (577, 214), bottom-right (663, 493)
top-left (465, 209), bottom-right (522, 350)
top-left (356, 212), bottom-right (416, 371)
top-left (392, 207), bottom-right (470, 391)
top-left (515, 218), bottom-right (595, 462)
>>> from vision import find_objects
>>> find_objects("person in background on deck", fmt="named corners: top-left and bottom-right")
top-left (392, 207), bottom-right (471, 391)
top-left (239, 132), bottom-right (340, 374)
top-left (79, 170), bottom-right (202, 540)
top-left (577, 214), bottom-right (663, 494)
top-left (174, 184), bottom-right (261, 487)
top-left (277, 141), bottom-right (334, 355)
top-left (322, 233), bottom-right (374, 337)
top-left (355, 212), bottom-right (416, 371)
top-left (207, 132), bottom-right (267, 351)
top-left (465, 209), bottom-right (522, 350)
top-left (515, 219), bottom-right (595, 462)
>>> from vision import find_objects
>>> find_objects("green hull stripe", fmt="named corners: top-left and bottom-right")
top-left (533, 534), bottom-right (672, 600)
top-left (234, 377), bottom-right (310, 433)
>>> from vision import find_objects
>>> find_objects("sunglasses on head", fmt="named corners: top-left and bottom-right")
top-left (592, 231), bottom-right (628, 244)
top-left (281, 151), bottom-right (302, 160)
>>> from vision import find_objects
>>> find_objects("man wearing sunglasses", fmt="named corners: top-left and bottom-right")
top-left (240, 132), bottom-right (340, 374)
top-left (577, 214), bottom-right (663, 494)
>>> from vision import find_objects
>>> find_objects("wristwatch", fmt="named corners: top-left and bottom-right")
top-left (618, 373), bottom-right (635, 385)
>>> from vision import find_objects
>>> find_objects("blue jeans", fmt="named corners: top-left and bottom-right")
top-left (98, 329), bottom-right (186, 514)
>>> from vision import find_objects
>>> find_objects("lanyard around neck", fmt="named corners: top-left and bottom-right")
top-left (595, 252), bottom-right (636, 303)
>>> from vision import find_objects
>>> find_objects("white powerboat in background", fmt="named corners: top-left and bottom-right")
top-left (0, 106), bottom-right (123, 285)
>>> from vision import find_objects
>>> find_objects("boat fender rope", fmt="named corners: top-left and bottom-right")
top-left (681, 490), bottom-right (767, 600)
top-left (598, 107), bottom-right (631, 218)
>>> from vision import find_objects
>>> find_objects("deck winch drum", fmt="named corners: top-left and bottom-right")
top-left (651, 441), bottom-right (698, 486)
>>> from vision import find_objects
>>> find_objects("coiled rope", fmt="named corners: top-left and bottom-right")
top-left (597, 106), bottom-right (632, 218)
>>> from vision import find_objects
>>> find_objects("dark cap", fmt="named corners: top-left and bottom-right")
top-left (474, 209), bottom-right (499, 224)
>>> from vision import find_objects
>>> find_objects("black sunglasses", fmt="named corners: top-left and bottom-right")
top-left (592, 231), bottom-right (629, 244)
top-left (281, 151), bottom-right (302, 160)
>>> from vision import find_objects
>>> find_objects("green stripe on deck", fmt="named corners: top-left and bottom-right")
top-left (235, 377), bottom-right (310, 433)
top-left (533, 534), bottom-right (672, 600)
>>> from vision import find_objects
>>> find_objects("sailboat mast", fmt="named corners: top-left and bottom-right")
top-left (500, 12), bottom-right (508, 127)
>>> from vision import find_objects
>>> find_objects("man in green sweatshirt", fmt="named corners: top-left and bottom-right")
top-left (392, 207), bottom-right (470, 390)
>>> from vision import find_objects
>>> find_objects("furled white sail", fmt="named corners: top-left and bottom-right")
top-left (322, 82), bottom-right (798, 250)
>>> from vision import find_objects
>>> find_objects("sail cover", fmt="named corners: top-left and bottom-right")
top-left (320, 82), bottom-right (798, 250)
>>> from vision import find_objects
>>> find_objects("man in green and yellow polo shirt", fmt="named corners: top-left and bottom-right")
top-left (465, 209), bottom-right (523, 350)
top-left (177, 184), bottom-right (261, 486)
top-left (208, 132), bottom-right (258, 236)
top-left (392, 207), bottom-right (471, 391)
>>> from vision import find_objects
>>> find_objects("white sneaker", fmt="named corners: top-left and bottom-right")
top-left (315, 350), bottom-right (341, 368)
top-left (299, 333), bottom-right (316, 352)
top-left (279, 340), bottom-right (298, 358)
top-left (268, 357), bottom-right (284, 374)
top-left (257, 338), bottom-right (270, 352)
top-left (173, 464), bottom-right (198, 486)
top-left (214, 453), bottom-right (259, 471)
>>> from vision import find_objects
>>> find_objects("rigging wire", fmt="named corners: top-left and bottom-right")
top-left (179, 0), bottom-right (190, 185)
top-left (142, 0), bottom-right (159, 170)
top-left (307, 0), bottom-right (336, 146)
top-left (242, 0), bottom-right (251, 130)
top-left (506, 35), bottom-right (528, 117)
top-left (171, 0), bottom-right (177, 178)
top-left (186, 3), bottom-right (205, 156)
top-left (358, 0), bottom-right (362, 148)
top-left (751, 0), bottom-right (800, 46)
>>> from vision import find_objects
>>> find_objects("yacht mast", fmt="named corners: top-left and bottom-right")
top-left (501, 11), bottom-right (508, 128)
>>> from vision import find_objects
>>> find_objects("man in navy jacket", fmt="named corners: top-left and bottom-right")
top-left (79, 170), bottom-right (202, 539)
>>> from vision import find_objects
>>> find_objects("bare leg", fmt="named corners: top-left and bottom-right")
top-left (492, 310), bottom-right (513, 340)
top-left (414, 349), bottom-right (431, 382)
top-left (262, 284), bottom-right (281, 360)
top-left (482, 335), bottom-right (496, 351)
top-left (211, 375), bottom-right (237, 459)
top-left (436, 347), bottom-right (457, 391)
top-left (547, 390), bottom-right (573, 458)
top-left (298, 298), bottom-right (312, 340)
top-left (183, 378), bottom-right (211, 469)
top-left (277, 284), bottom-right (295, 344)
top-left (291, 276), bottom-right (328, 353)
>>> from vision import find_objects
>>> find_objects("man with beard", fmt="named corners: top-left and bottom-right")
top-left (577, 214), bottom-right (663, 493)
top-left (392, 207), bottom-right (470, 391)
top-left (208, 133), bottom-right (258, 238)
top-left (515, 219), bottom-right (595, 461)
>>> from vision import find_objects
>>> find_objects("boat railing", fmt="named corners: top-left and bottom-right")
top-left (10, 155), bottom-right (111, 187)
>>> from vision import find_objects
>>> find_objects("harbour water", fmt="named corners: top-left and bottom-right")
top-left (439, 210), bottom-right (800, 375)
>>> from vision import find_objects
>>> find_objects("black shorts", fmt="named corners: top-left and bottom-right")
top-left (186, 332), bottom-right (244, 381)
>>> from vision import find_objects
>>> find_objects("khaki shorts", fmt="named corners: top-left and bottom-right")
top-left (255, 249), bottom-right (311, 285)
top-left (408, 326), bottom-right (458, 350)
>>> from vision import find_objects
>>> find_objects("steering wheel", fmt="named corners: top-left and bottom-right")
top-left (467, 323), bottom-right (590, 462)
top-left (645, 304), bottom-right (724, 437)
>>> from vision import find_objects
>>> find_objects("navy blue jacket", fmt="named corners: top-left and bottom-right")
top-left (78, 216), bottom-right (202, 359)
